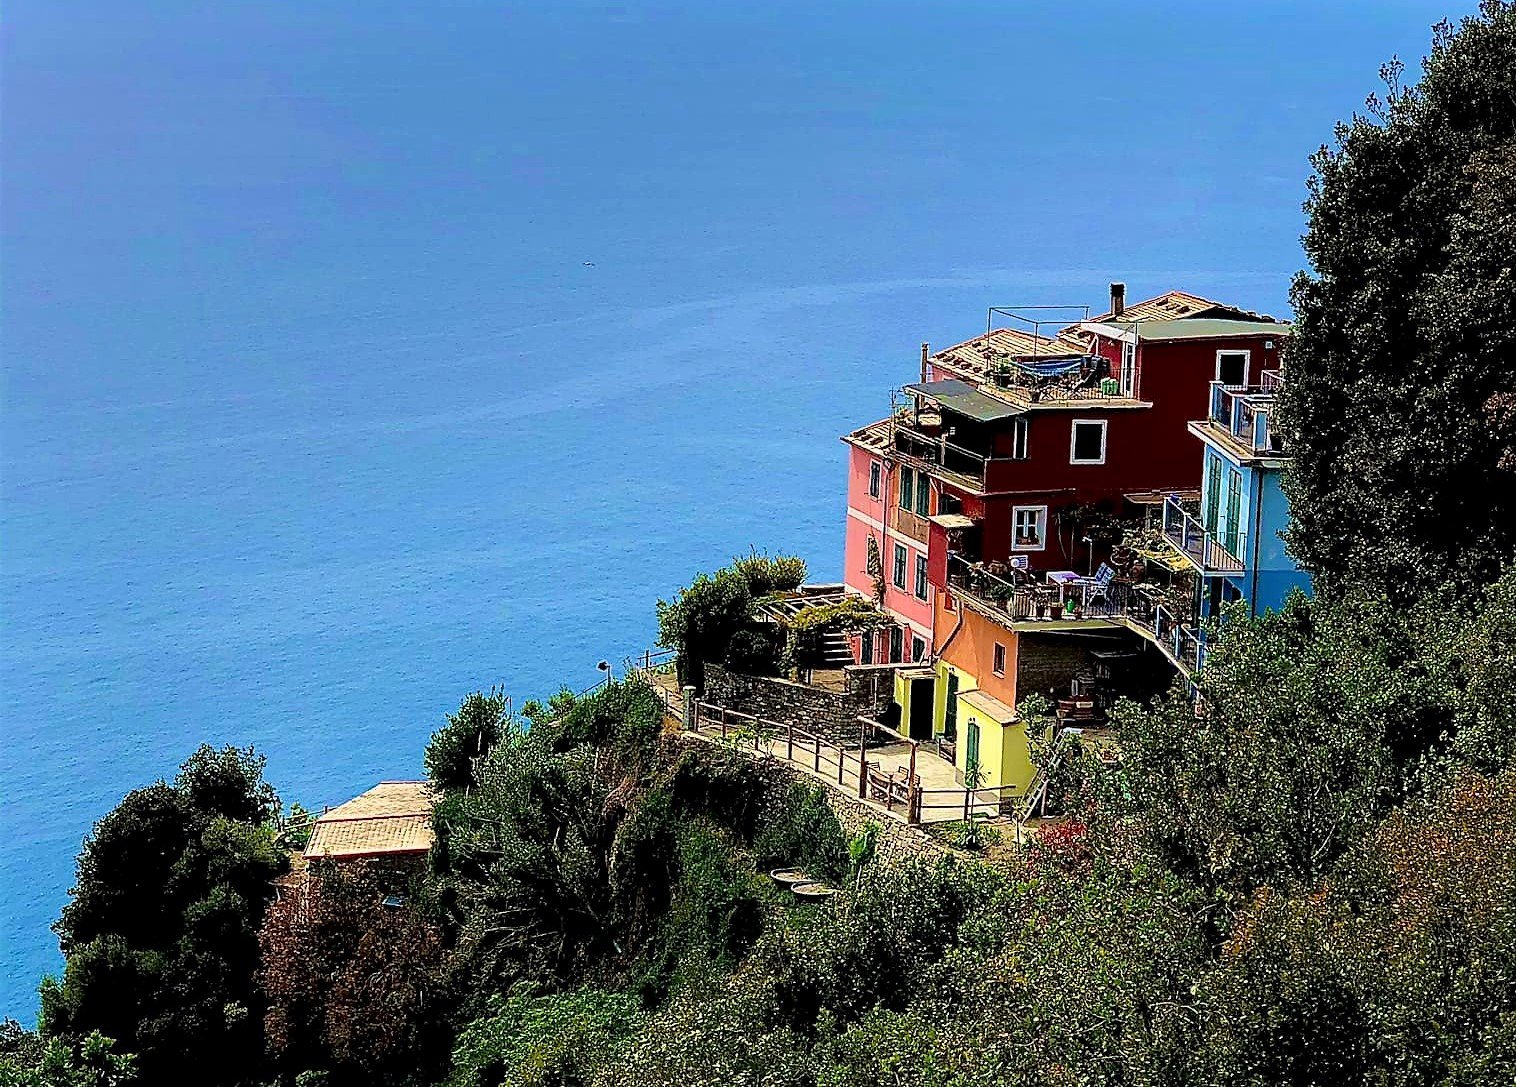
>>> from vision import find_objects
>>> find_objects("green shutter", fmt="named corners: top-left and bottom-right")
top-left (1204, 457), bottom-right (1221, 534)
top-left (966, 721), bottom-right (981, 770)
top-left (899, 467), bottom-right (914, 510)
top-left (915, 473), bottom-right (929, 515)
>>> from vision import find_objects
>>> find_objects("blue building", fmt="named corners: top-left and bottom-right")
top-left (1162, 371), bottom-right (1312, 631)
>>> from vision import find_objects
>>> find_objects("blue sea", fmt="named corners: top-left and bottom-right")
top-left (0, 0), bottom-right (1467, 1019)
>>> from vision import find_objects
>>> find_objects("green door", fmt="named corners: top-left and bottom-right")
top-left (944, 672), bottom-right (959, 739)
top-left (1224, 469), bottom-right (1242, 558)
top-left (966, 721), bottom-right (981, 773)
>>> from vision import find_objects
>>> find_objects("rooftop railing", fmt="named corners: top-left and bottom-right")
top-left (979, 353), bottom-right (1129, 403)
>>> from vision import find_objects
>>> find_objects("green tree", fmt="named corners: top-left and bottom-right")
top-left (1280, 2), bottom-right (1516, 601)
top-left (42, 746), bottom-right (284, 1087)
top-left (0, 1025), bottom-right (137, 1087)
top-left (656, 568), bottom-right (753, 691)
top-left (426, 688), bottom-right (512, 791)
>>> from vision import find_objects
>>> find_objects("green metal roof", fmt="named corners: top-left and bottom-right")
top-left (1129, 318), bottom-right (1291, 342)
top-left (904, 379), bottom-right (1024, 423)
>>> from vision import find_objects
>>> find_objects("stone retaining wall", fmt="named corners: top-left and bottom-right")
top-left (703, 663), bottom-right (897, 745)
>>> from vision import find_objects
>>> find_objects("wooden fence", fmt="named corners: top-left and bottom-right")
top-left (689, 700), bottom-right (1023, 826)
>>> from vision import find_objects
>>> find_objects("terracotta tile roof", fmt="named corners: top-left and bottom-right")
top-left (304, 781), bottom-right (436, 861)
top-left (1089, 290), bottom-right (1280, 325)
top-left (843, 417), bottom-right (895, 455)
top-left (930, 327), bottom-right (1091, 384)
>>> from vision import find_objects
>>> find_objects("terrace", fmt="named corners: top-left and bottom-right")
top-left (944, 553), bottom-right (1201, 675)
top-left (926, 307), bottom-right (1147, 409)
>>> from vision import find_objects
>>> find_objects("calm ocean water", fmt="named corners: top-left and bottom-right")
top-left (0, 0), bottom-right (1463, 1019)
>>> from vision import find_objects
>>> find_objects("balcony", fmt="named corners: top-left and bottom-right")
top-left (1202, 381), bottom-right (1284, 457)
top-left (1161, 495), bottom-right (1245, 575)
top-left (892, 423), bottom-right (1020, 494)
top-left (944, 554), bottom-right (1201, 675)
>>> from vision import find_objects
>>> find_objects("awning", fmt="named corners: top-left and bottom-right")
top-left (959, 689), bottom-right (1018, 724)
top-left (904, 379), bottom-right (1024, 424)
top-left (929, 513), bottom-right (976, 530)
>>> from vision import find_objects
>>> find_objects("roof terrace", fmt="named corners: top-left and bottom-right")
top-left (927, 306), bottom-right (1147, 409)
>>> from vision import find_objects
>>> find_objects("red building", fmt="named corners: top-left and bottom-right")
top-left (841, 286), bottom-right (1289, 663)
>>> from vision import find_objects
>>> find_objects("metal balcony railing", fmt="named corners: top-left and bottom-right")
top-left (1162, 495), bottom-right (1245, 574)
top-left (944, 554), bottom-right (1201, 674)
top-left (1205, 381), bottom-right (1282, 455)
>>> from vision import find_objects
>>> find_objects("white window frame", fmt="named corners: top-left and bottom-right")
top-left (1069, 419), bottom-right (1108, 465)
top-left (868, 460), bottom-right (881, 499)
top-left (1215, 349), bottom-right (1251, 388)
top-left (914, 553), bottom-right (929, 600)
top-left (1010, 416), bottom-right (1029, 460)
top-left (892, 543), bottom-right (908, 590)
top-left (1011, 504), bottom-right (1048, 552)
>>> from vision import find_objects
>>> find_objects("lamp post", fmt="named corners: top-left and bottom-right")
top-left (597, 660), bottom-right (611, 688)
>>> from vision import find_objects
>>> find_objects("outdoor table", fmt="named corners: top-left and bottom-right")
top-left (1046, 570), bottom-right (1083, 603)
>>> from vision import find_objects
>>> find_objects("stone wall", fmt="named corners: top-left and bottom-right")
top-left (702, 663), bottom-right (897, 745)
top-left (1015, 634), bottom-right (1095, 702)
top-left (666, 733), bottom-right (942, 867)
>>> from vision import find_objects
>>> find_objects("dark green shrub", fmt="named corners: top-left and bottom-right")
top-left (425, 689), bottom-right (511, 792)
top-left (754, 785), bottom-right (848, 884)
top-left (722, 627), bottom-right (782, 676)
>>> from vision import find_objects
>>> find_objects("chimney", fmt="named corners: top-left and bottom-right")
top-left (920, 343), bottom-right (929, 383)
top-left (1110, 282), bottom-right (1126, 318)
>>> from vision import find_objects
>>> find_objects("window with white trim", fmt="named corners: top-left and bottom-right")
top-left (1010, 416), bottom-right (1029, 460)
top-left (1070, 419), bottom-right (1107, 465)
top-left (1216, 350), bottom-right (1250, 388)
top-left (1012, 505), bottom-right (1048, 551)
top-left (993, 642), bottom-right (1006, 676)
top-left (914, 554), bottom-right (929, 600)
top-left (911, 636), bottom-right (925, 662)
top-left (1120, 340), bottom-right (1136, 396)
top-left (892, 543), bottom-right (908, 590)
top-left (868, 460), bottom-right (881, 499)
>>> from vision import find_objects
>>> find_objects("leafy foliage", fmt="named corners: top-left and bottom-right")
top-left (656, 553), bottom-right (809, 689)
top-left (259, 863), bottom-right (452, 1087)
top-left (1280, 1), bottom-right (1516, 601)
top-left (0, 1024), bottom-right (137, 1087)
top-left (426, 689), bottom-right (512, 791)
top-left (41, 746), bottom-right (284, 1087)
top-left (445, 988), bottom-right (644, 1087)
top-left (730, 551), bottom-right (808, 598)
